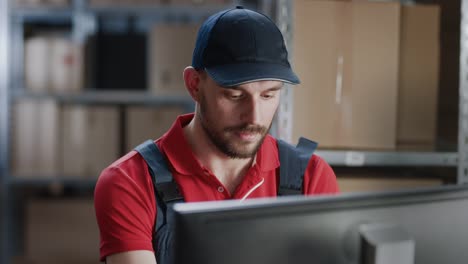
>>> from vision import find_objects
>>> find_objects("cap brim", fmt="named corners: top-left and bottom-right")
top-left (205, 62), bottom-right (300, 87)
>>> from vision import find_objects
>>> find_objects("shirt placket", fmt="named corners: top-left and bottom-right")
top-left (201, 167), bottom-right (232, 199)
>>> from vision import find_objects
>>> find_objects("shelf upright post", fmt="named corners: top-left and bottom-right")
top-left (275, 0), bottom-right (294, 143)
top-left (72, 0), bottom-right (96, 45)
top-left (460, 0), bottom-right (468, 184)
top-left (0, 0), bottom-right (10, 262)
top-left (11, 19), bottom-right (24, 94)
top-left (257, 0), bottom-right (273, 17)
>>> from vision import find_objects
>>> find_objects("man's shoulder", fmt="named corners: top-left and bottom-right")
top-left (309, 153), bottom-right (328, 166)
top-left (107, 149), bottom-right (144, 172)
top-left (97, 148), bottom-right (150, 187)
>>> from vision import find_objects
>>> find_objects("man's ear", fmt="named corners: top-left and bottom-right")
top-left (183, 67), bottom-right (202, 102)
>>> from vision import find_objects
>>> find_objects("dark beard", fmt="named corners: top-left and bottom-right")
top-left (199, 97), bottom-right (270, 159)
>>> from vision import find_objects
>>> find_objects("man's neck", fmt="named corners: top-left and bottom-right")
top-left (183, 117), bottom-right (255, 194)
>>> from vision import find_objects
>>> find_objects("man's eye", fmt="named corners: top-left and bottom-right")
top-left (228, 93), bottom-right (243, 100)
top-left (262, 93), bottom-right (275, 99)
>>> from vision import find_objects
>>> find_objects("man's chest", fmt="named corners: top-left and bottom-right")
top-left (173, 169), bottom-right (279, 201)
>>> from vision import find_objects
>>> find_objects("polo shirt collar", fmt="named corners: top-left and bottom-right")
top-left (159, 113), bottom-right (280, 175)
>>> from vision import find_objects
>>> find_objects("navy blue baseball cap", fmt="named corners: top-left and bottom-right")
top-left (192, 6), bottom-right (300, 87)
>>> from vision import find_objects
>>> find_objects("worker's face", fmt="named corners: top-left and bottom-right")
top-left (197, 74), bottom-right (282, 159)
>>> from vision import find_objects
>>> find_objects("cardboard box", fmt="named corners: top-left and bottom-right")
top-left (292, 0), bottom-right (400, 149)
top-left (337, 174), bottom-right (443, 193)
top-left (25, 37), bottom-right (50, 93)
top-left (25, 35), bottom-right (84, 94)
top-left (338, 176), bottom-right (444, 193)
top-left (125, 106), bottom-right (184, 152)
top-left (11, 100), bottom-right (38, 176)
top-left (37, 100), bottom-right (61, 174)
top-left (62, 105), bottom-right (120, 178)
top-left (11, 99), bottom-right (60, 177)
top-left (25, 199), bottom-right (100, 264)
top-left (397, 4), bottom-right (440, 151)
top-left (49, 37), bottom-right (84, 94)
top-left (149, 23), bottom-right (199, 95)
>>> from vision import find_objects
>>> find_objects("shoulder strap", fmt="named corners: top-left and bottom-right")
top-left (134, 140), bottom-right (184, 231)
top-left (277, 137), bottom-right (318, 196)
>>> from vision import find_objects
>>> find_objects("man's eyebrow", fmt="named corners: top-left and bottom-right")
top-left (267, 85), bottom-right (283, 91)
top-left (228, 84), bottom-right (284, 91)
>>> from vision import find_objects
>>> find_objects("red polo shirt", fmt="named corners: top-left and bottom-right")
top-left (94, 114), bottom-right (339, 261)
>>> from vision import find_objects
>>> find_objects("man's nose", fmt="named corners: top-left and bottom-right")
top-left (240, 97), bottom-right (261, 124)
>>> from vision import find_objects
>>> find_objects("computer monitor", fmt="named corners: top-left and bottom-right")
top-left (172, 185), bottom-right (468, 264)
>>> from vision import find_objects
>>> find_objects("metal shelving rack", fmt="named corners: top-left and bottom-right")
top-left (1, 0), bottom-right (468, 263)
top-left (1, 0), bottom-right (10, 262)
top-left (1, 1), bottom-right (239, 263)
top-left (458, 0), bottom-right (468, 184)
top-left (276, 0), bottom-right (468, 179)
top-left (11, 90), bottom-right (194, 106)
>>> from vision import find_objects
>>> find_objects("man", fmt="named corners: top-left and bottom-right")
top-left (94, 6), bottom-right (339, 264)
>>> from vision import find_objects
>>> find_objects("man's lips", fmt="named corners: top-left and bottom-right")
top-left (225, 124), bottom-right (266, 142)
top-left (236, 131), bottom-right (260, 141)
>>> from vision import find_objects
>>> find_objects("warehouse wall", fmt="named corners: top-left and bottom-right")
top-left (2, 0), bottom-right (464, 263)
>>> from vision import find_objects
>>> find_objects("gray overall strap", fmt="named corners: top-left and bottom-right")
top-left (277, 137), bottom-right (318, 195)
top-left (134, 140), bottom-right (183, 264)
top-left (134, 140), bottom-right (184, 230)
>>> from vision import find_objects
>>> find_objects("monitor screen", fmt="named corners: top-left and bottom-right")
top-left (172, 185), bottom-right (468, 264)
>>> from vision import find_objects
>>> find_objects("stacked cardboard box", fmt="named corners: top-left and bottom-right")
top-left (292, 0), bottom-right (400, 149)
top-left (397, 4), bottom-right (440, 150)
top-left (24, 199), bottom-right (100, 264)
top-left (337, 173), bottom-right (444, 193)
top-left (149, 23), bottom-right (199, 95)
top-left (24, 37), bottom-right (49, 93)
top-left (125, 105), bottom-right (185, 152)
top-left (292, 0), bottom-right (440, 150)
top-left (11, 99), bottom-right (60, 177)
top-left (11, 102), bottom-right (121, 178)
top-left (62, 105), bottom-right (120, 178)
top-left (25, 35), bottom-right (83, 94)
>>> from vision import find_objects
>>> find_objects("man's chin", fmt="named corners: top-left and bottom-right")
top-left (227, 142), bottom-right (261, 159)
top-left (219, 132), bottom-right (267, 158)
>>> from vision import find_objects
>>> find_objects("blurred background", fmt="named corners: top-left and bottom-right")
top-left (0, 0), bottom-right (466, 263)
